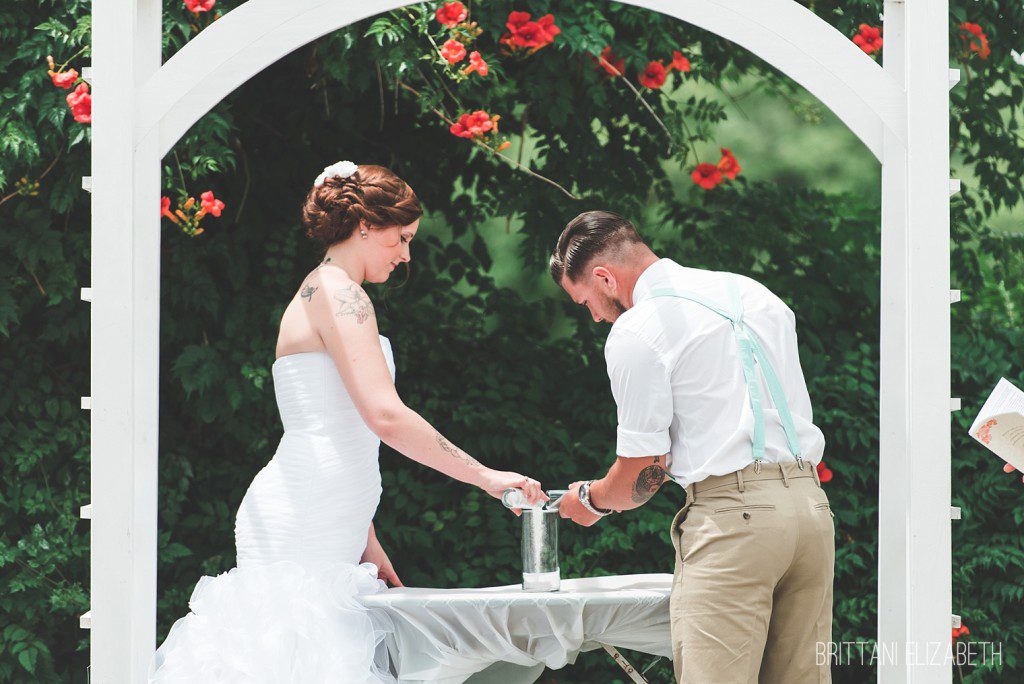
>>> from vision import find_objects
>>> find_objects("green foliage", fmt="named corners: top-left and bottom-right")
top-left (1, 1), bottom-right (1023, 682)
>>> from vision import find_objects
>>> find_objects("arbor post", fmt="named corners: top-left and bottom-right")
top-left (878, 1), bottom-right (953, 680)
top-left (89, 0), bottom-right (163, 681)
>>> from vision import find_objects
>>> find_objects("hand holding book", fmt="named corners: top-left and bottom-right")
top-left (969, 378), bottom-right (1024, 482)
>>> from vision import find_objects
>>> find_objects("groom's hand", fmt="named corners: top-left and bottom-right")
top-left (559, 481), bottom-right (602, 527)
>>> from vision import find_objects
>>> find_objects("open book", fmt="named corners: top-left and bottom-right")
top-left (969, 377), bottom-right (1024, 471)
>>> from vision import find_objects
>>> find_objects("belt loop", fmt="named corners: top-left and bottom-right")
top-left (736, 468), bottom-right (745, 492)
top-left (779, 461), bottom-right (790, 488)
top-left (811, 460), bottom-right (821, 488)
top-left (686, 483), bottom-right (696, 506)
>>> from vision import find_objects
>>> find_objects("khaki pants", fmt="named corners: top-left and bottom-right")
top-left (669, 460), bottom-right (834, 683)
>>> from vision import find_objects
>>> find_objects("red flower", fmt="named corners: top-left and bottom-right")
top-left (184, 0), bottom-right (216, 13)
top-left (49, 68), bottom-right (78, 89)
top-left (852, 24), bottom-right (883, 54)
top-left (449, 110), bottom-right (496, 139)
top-left (501, 11), bottom-right (535, 48)
top-left (952, 624), bottom-right (970, 640)
top-left (441, 39), bottom-right (467, 64)
top-left (199, 190), bottom-right (225, 218)
top-left (435, 1), bottom-right (467, 28)
top-left (639, 61), bottom-right (667, 89)
top-left (463, 51), bottom-right (489, 76)
top-left (506, 10), bottom-right (532, 31)
top-left (508, 22), bottom-right (542, 48)
top-left (717, 148), bottom-right (741, 180)
top-left (500, 11), bottom-right (559, 51)
top-left (691, 163), bottom-right (723, 190)
top-left (535, 14), bottom-right (561, 43)
top-left (160, 196), bottom-right (175, 220)
top-left (65, 83), bottom-right (91, 124)
top-left (591, 46), bottom-right (626, 77)
top-left (670, 51), bottom-right (691, 73)
top-left (817, 460), bottom-right (834, 483)
top-left (959, 22), bottom-right (990, 59)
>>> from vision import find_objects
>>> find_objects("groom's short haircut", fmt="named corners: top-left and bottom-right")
top-left (549, 210), bottom-right (645, 284)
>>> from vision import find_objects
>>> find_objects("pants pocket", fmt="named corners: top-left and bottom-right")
top-left (713, 503), bottom-right (776, 513)
top-left (669, 502), bottom-right (692, 563)
top-left (813, 501), bottom-right (835, 518)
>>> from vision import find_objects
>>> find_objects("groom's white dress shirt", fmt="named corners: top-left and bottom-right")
top-left (605, 258), bottom-right (825, 488)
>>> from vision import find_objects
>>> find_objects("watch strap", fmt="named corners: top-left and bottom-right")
top-left (579, 480), bottom-right (612, 516)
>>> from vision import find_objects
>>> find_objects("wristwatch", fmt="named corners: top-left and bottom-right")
top-left (579, 480), bottom-right (613, 516)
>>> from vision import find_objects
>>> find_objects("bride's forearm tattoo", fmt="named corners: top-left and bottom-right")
top-left (435, 431), bottom-right (481, 467)
top-left (333, 284), bottom-right (373, 324)
top-left (631, 455), bottom-right (667, 504)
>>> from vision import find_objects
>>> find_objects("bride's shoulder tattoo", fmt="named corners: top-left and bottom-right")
top-left (300, 284), bottom-right (318, 302)
top-left (333, 283), bottom-right (374, 324)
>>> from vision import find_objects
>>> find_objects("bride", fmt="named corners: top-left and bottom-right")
top-left (149, 161), bottom-right (547, 682)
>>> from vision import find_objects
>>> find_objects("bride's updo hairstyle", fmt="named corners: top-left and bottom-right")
top-left (302, 164), bottom-right (422, 247)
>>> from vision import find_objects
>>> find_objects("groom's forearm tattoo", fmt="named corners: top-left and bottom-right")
top-left (631, 455), bottom-right (667, 504)
top-left (333, 284), bottom-right (373, 324)
top-left (435, 431), bottom-right (481, 467)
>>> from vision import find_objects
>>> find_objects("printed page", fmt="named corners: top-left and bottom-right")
top-left (972, 412), bottom-right (1024, 471)
top-left (969, 378), bottom-right (1024, 435)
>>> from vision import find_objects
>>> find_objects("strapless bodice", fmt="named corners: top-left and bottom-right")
top-left (233, 335), bottom-right (395, 569)
top-left (271, 336), bottom-right (396, 433)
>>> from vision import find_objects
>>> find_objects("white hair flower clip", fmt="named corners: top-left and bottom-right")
top-left (314, 160), bottom-right (358, 187)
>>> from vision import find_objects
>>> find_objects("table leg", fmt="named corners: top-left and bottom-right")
top-left (601, 644), bottom-right (649, 683)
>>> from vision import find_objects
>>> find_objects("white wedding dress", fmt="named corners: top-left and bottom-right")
top-left (149, 336), bottom-right (398, 683)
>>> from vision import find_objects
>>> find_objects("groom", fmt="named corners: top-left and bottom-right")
top-left (552, 211), bottom-right (834, 683)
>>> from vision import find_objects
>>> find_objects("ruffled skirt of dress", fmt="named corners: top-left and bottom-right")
top-left (148, 560), bottom-right (395, 683)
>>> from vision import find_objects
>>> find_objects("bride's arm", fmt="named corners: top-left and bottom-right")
top-left (309, 270), bottom-right (545, 502)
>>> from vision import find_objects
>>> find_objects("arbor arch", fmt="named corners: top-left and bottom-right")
top-left (137, 0), bottom-right (906, 160)
top-left (88, 1), bottom-right (953, 681)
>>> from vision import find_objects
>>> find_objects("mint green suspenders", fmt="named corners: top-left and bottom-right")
top-left (646, 274), bottom-right (805, 473)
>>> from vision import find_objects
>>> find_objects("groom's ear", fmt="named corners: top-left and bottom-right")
top-left (591, 265), bottom-right (617, 292)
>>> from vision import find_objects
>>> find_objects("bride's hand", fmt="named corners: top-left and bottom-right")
top-left (361, 536), bottom-right (403, 588)
top-left (479, 470), bottom-right (548, 513)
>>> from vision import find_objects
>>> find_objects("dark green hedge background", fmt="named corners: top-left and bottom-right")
top-left (2, 1), bottom-right (1023, 681)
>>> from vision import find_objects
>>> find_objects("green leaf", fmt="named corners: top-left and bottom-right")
top-left (17, 647), bottom-right (37, 673)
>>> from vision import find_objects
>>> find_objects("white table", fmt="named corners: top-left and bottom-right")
top-left (358, 573), bottom-right (673, 683)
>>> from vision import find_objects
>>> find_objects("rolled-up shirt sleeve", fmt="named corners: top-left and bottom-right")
top-left (605, 328), bottom-right (673, 457)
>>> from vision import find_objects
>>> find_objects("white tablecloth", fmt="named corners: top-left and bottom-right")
top-left (358, 573), bottom-right (673, 683)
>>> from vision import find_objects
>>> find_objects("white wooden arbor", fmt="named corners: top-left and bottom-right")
top-left (86, 0), bottom-right (955, 681)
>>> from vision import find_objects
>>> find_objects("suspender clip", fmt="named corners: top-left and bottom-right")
top-left (795, 455), bottom-right (806, 471)
top-left (753, 459), bottom-right (762, 475)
